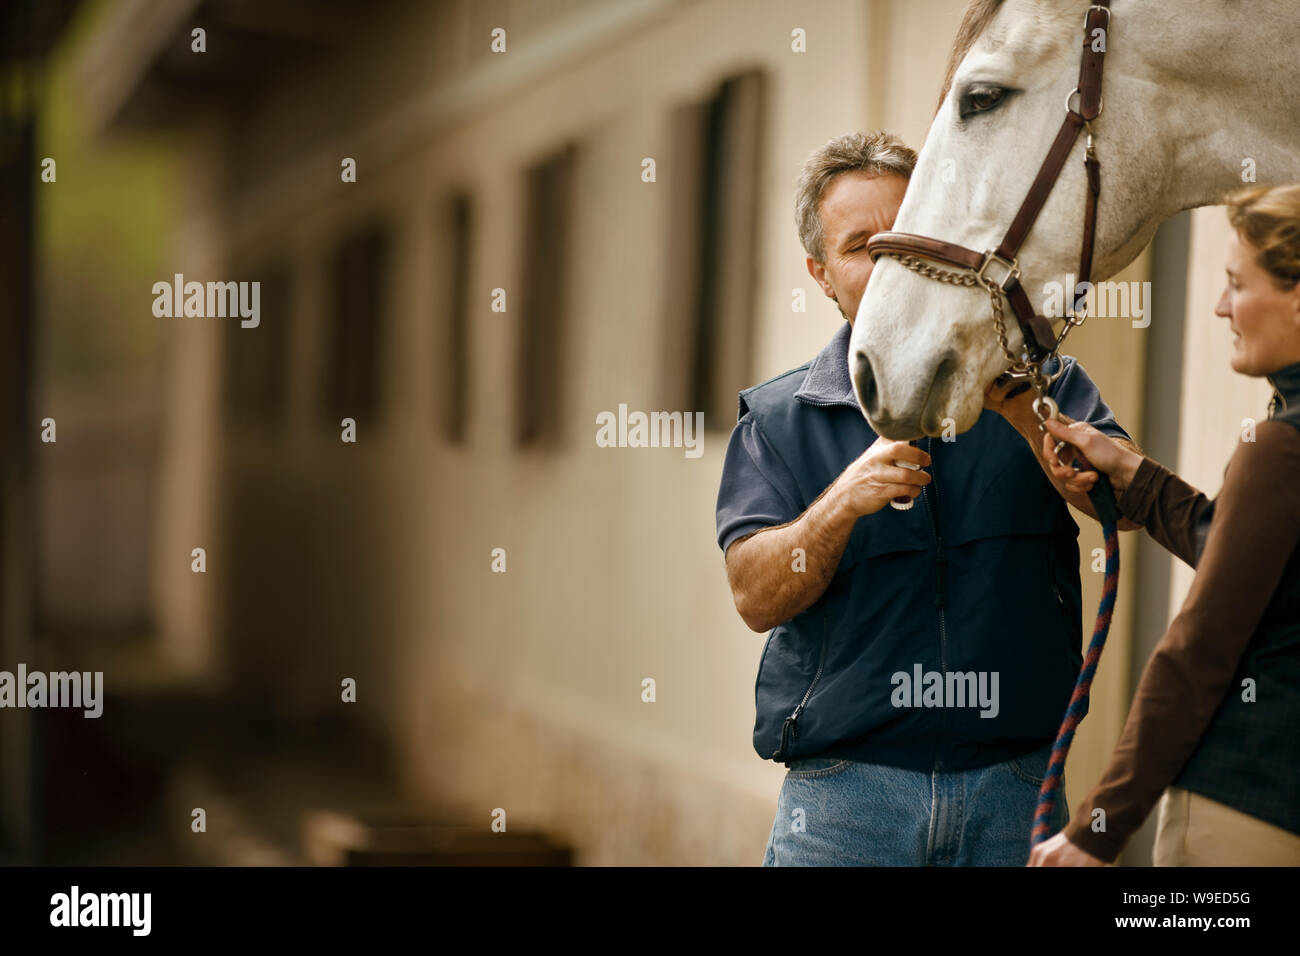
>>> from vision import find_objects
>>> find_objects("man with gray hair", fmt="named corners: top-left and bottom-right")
top-left (715, 131), bottom-right (1141, 865)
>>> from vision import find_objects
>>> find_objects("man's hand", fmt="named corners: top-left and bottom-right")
top-left (724, 436), bottom-right (932, 633)
top-left (836, 436), bottom-right (933, 516)
top-left (1027, 832), bottom-right (1106, 867)
top-left (984, 377), bottom-right (1142, 530)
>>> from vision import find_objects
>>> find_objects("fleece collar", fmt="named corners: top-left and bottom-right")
top-left (793, 321), bottom-right (860, 409)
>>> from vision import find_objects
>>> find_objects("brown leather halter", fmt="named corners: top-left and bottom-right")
top-left (866, 1), bottom-right (1112, 415)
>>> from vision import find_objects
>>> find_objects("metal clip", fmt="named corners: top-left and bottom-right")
top-left (1032, 394), bottom-right (1058, 427)
top-left (976, 250), bottom-right (1021, 291)
top-left (1065, 88), bottom-right (1104, 120)
top-left (1084, 4), bottom-right (1112, 31)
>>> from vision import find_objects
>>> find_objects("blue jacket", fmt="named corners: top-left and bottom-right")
top-left (716, 321), bottom-right (1131, 771)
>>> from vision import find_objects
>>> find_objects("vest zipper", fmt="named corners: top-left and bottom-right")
top-left (1052, 582), bottom-right (1069, 623)
top-left (920, 437), bottom-right (949, 770)
top-left (774, 617), bottom-right (829, 762)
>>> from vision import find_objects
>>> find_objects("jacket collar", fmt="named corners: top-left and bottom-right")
top-left (794, 321), bottom-right (860, 408)
top-left (1267, 360), bottom-right (1300, 419)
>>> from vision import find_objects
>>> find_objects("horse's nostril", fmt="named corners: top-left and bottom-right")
top-left (934, 350), bottom-right (959, 392)
top-left (853, 350), bottom-right (879, 415)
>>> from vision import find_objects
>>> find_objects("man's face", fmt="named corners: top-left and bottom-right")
top-left (806, 171), bottom-right (909, 325)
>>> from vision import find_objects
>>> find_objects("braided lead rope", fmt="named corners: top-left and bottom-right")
top-left (1032, 473), bottom-right (1120, 846)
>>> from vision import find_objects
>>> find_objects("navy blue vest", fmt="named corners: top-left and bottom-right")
top-left (731, 323), bottom-right (1130, 771)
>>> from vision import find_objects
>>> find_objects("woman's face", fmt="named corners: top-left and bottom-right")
top-left (1215, 230), bottom-right (1300, 376)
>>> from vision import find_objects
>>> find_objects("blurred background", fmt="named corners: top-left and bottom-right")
top-left (0, 0), bottom-right (1270, 865)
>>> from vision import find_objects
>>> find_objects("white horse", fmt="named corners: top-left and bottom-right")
top-left (851, 0), bottom-right (1300, 439)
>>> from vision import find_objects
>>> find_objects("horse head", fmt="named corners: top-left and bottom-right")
top-left (850, 0), bottom-right (1199, 439)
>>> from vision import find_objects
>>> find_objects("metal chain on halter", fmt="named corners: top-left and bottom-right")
top-left (882, 251), bottom-right (1086, 440)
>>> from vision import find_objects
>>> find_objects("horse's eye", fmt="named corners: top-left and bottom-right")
top-left (959, 85), bottom-right (1008, 119)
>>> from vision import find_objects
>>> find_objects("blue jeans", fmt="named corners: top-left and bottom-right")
top-left (761, 743), bottom-right (1068, 866)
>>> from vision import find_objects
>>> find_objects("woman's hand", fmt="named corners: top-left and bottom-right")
top-left (1041, 417), bottom-right (1144, 500)
top-left (1027, 832), bottom-right (1106, 867)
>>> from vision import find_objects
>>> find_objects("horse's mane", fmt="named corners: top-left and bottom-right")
top-left (937, 0), bottom-right (1006, 115)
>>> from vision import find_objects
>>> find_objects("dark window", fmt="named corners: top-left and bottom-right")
top-left (443, 194), bottom-right (472, 443)
top-left (327, 223), bottom-right (389, 426)
top-left (517, 145), bottom-right (576, 446)
top-left (663, 70), bottom-right (765, 429)
top-left (224, 264), bottom-right (290, 431)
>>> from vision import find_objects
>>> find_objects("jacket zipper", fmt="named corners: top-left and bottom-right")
top-left (920, 437), bottom-right (949, 770)
top-left (1052, 582), bottom-right (1069, 622)
top-left (774, 617), bottom-right (829, 761)
top-left (769, 396), bottom-right (870, 762)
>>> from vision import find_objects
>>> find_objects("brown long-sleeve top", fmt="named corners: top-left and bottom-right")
top-left (1063, 418), bottom-right (1300, 862)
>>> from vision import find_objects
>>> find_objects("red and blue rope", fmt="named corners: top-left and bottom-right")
top-left (1030, 459), bottom-right (1121, 847)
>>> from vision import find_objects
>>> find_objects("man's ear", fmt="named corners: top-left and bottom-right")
top-left (806, 256), bottom-right (836, 300)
